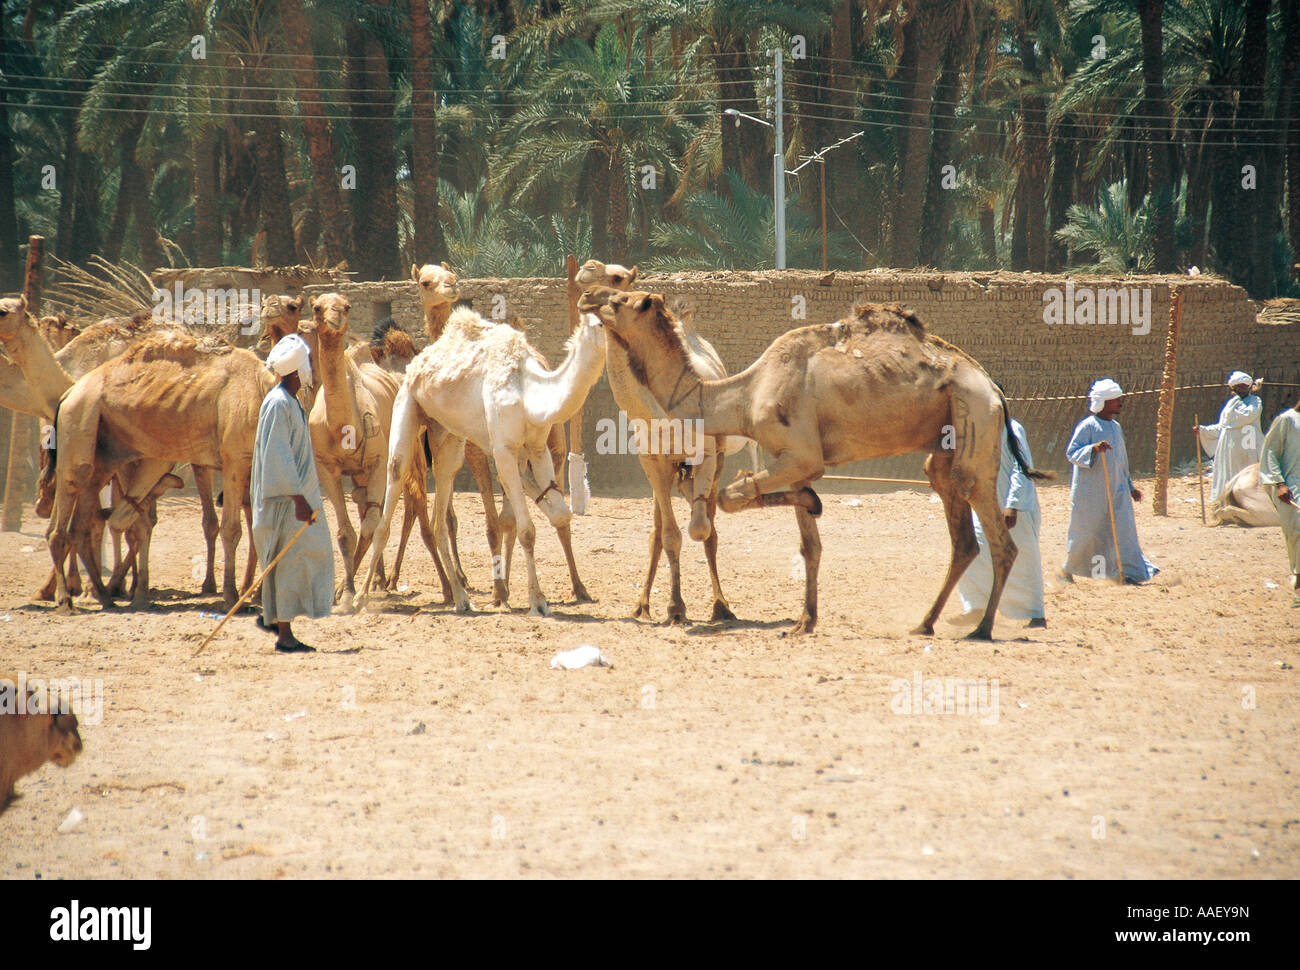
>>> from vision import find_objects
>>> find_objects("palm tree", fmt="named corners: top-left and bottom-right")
top-left (408, 0), bottom-right (446, 260)
top-left (1054, 179), bottom-right (1155, 271)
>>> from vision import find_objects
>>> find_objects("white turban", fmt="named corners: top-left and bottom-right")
top-left (1088, 378), bottom-right (1123, 414)
top-left (266, 333), bottom-right (313, 388)
top-left (1226, 371), bottom-right (1252, 387)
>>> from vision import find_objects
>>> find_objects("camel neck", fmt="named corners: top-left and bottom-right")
top-left (2, 320), bottom-right (74, 421)
top-left (522, 325), bottom-right (606, 427)
top-left (315, 328), bottom-right (357, 431)
top-left (424, 303), bottom-right (452, 341)
top-left (611, 326), bottom-right (751, 437)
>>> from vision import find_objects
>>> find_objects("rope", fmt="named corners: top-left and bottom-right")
top-left (1005, 381), bottom-right (1300, 403)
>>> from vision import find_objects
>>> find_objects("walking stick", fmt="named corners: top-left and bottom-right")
top-left (1194, 413), bottom-right (1206, 524)
top-left (194, 512), bottom-right (317, 656)
top-left (1098, 449), bottom-right (1124, 585)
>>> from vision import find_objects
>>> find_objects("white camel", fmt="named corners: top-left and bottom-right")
top-left (362, 306), bottom-right (606, 616)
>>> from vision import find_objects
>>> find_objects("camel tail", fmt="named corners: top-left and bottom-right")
top-left (998, 390), bottom-right (1056, 482)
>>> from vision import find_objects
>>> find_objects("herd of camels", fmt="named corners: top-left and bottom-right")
top-left (0, 257), bottom-right (1072, 640)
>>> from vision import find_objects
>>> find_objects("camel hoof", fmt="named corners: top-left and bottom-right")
top-left (33, 586), bottom-right (54, 602)
top-left (200, 580), bottom-right (217, 596)
top-left (632, 603), bottom-right (652, 620)
top-left (711, 601), bottom-right (737, 622)
top-left (454, 599), bottom-right (475, 615)
top-left (910, 622), bottom-right (935, 636)
top-left (54, 600), bottom-right (75, 616)
top-left (964, 626), bottom-right (994, 641)
top-left (528, 600), bottom-right (551, 618)
top-left (789, 614), bottom-right (816, 635)
top-left (665, 608), bottom-right (687, 626)
top-left (571, 585), bottom-right (595, 604)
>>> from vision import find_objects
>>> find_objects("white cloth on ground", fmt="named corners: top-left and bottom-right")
top-left (251, 383), bottom-right (334, 623)
top-left (1062, 414), bottom-right (1159, 582)
top-left (958, 419), bottom-right (1045, 620)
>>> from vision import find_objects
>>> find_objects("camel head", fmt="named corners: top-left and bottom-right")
top-left (577, 287), bottom-right (665, 342)
top-left (0, 295), bottom-right (33, 347)
top-left (412, 261), bottom-right (460, 309)
top-left (575, 259), bottom-right (637, 291)
top-left (38, 313), bottom-right (79, 350)
top-left (261, 294), bottom-right (304, 333)
top-left (311, 292), bottom-right (351, 338)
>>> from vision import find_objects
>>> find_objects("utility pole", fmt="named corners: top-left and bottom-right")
top-left (819, 159), bottom-right (827, 272)
top-left (790, 130), bottom-right (865, 274)
top-left (773, 48), bottom-right (786, 270)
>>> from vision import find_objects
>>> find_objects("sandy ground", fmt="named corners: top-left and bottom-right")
top-left (0, 473), bottom-right (1296, 879)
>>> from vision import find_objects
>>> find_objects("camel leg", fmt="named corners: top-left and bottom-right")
top-left (644, 457), bottom-right (686, 623)
top-left (703, 462), bottom-right (736, 621)
top-left (961, 477), bottom-right (1017, 642)
top-left (360, 387), bottom-right (423, 606)
top-left (46, 486), bottom-right (81, 615)
top-left (634, 496), bottom-right (664, 620)
top-left (193, 466), bottom-right (219, 595)
top-left (717, 444), bottom-right (823, 516)
top-left (218, 462), bottom-right (250, 608)
top-left (495, 449), bottom-right (547, 617)
top-left (444, 497), bottom-right (468, 590)
top-left (431, 435), bottom-right (472, 612)
top-left (791, 502), bottom-right (823, 634)
top-left (911, 457), bottom-right (982, 638)
top-left (387, 489), bottom-right (417, 592)
top-left (104, 459), bottom-right (174, 603)
top-left (320, 469), bottom-right (357, 610)
top-left (351, 478), bottom-right (384, 589)
top-left (466, 444), bottom-right (508, 605)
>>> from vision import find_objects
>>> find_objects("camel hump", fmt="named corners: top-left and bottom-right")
top-left (850, 302), bottom-right (926, 337)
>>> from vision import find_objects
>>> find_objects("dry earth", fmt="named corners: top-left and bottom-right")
top-left (0, 474), bottom-right (1296, 879)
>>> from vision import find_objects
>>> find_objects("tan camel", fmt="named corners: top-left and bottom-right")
top-left (45, 330), bottom-right (273, 612)
top-left (0, 302), bottom-right (232, 601)
top-left (413, 261), bottom-right (592, 605)
top-left (306, 293), bottom-right (451, 610)
top-left (579, 288), bottom-right (1051, 639)
top-left (362, 305), bottom-right (606, 616)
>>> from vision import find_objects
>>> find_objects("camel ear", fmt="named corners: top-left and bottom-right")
top-left (628, 266), bottom-right (638, 286)
top-left (441, 261), bottom-right (451, 271)
top-left (288, 297), bottom-right (302, 311)
top-left (411, 264), bottom-right (421, 281)
top-left (650, 293), bottom-right (665, 312)
top-left (17, 294), bottom-right (27, 312)
top-left (635, 295), bottom-right (653, 313)
top-left (310, 296), bottom-right (322, 311)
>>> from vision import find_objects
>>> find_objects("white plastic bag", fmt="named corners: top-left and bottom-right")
top-left (550, 645), bottom-right (612, 670)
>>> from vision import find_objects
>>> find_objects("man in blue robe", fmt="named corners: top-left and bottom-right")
top-left (251, 333), bottom-right (334, 652)
top-left (1259, 391), bottom-right (1300, 606)
top-left (1060, 379), bottom-right (1158, 584)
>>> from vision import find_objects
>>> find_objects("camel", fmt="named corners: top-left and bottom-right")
top-left (45, 329), bottom-right (273, 612)
top-left (413, 261), bottom-right (593, 605)
top-left (0, 671), bottom-right (83, 814)
top-left (362, 304), bottom-right (606, 616)
top-left (579, 288), bottom-right (1051, 639)
top-left (0, 301), bottom-right (234, 601)
top-left (306, 293), bottom-right (452, 610)
top-left (1211, 463), bottom-right (1280, 527)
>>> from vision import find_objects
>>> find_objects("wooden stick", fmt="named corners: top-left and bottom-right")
top-left (1098, 449), bottom-right (1124, 584)
top-left (194, 512), bottom-right (316, 656)
top-left (1194, 412), bottom-right (1206, 524)
top-left (1, 236), bottom-right (45, 532)
top-left (820, 475), bottom-right (931, 486)
top-left (564, 254), bottom-right (584, 475)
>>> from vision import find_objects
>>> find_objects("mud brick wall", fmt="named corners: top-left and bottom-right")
top-left (299, 270), bottom-right (1296, 496)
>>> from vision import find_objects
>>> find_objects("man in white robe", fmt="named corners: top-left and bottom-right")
top-left (252, 333), bottom-right (334, 652)
top-left (958, 416), bottom-right (1045, 627)
top-left (1258, 391), bottom-right (1300, 606)
top-left (1060, 379), bottom-right (1159, 584)
top-left (1196, 371), bottom-right (1263, 503)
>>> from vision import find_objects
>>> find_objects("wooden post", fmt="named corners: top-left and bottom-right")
top-left (1152, 285), bottom-right (1184, 516)
top-left (819, 159), bottom-right (828, 273)
top-left (2, 235), bottom-right (45, 531)
top-left (564, 254), bottom-right (583, 467)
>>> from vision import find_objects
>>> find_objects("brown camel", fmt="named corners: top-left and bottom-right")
top-left (413, 261), bottom-right (593, 604)
top-left (306, 293), bottom-right (451, 610)
top-left (579, 288), bottom-right (1051, 639)
top-left (45, 330), bottom-right (273, 612)
top-left (0, 301), bottom-right (235, 601)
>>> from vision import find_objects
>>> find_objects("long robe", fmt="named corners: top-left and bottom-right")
top-left (251, 383), bottom-right (334, 623)
top-left (1198, 393), bottom-right (1262, 503)
top-left (1258, 408), bottom-right (1300, 587)
top-left (958, 419), bottom-right (1044, 620)
top-left (1062, 415), bottom-right (1158, 582)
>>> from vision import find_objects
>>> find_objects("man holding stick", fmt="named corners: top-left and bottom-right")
top-left (1059, 379), bottom-right (1158, 585)
top-left (1195, 371), bottom-right (1263, 504)
top-left (251, 333), bottom-right (334, 653)
top-left (1258, 391), bottom-right (1300, 606)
